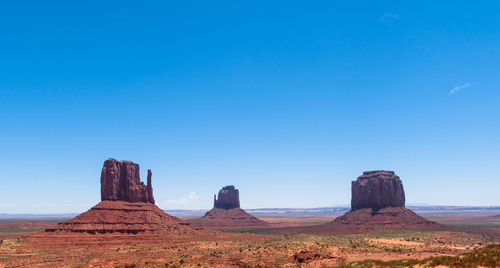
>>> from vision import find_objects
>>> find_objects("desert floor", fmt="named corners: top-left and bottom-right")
top-left (1, 213), bottom-right (499, 267)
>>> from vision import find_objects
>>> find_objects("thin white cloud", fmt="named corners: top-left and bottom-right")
top-left (449, 82), bottom-right (471, 95)
top-left (164, 191), bottom-right (198, 207)
top-left (380, 13), bottom-right (400, 24)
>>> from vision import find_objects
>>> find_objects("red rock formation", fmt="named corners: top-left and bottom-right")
top-left (190, 207), bottom-right (269, 227)
top-left (331, 207), bottom-right (437, 229)
top-left (44, 201), bottom-right (193, 235)
top-left (30, 200), bottom-right (212, 247)
top-left (147, 169), bottom-right (155, 204)
top-left (214, 185), bottom-right (240, 209)
top-left (30, 159), bottom-right (211, 246)
top-left (190, 185), bottom-right (268, 227)
top-left (100, 158), bottom-right (154, 204)
top-left (327, 171), bottom-right (437, 230)
top-left (351, 170), bottom-right (405, 211)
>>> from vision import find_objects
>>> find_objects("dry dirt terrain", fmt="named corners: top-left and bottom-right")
top-left (1, 214), bottom-right (499, 267)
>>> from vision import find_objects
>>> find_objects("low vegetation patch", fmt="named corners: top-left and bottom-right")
top-left (338, 243), bottom-right (500, 267)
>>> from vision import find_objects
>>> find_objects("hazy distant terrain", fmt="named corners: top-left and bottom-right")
top-left (2, 206), bottom-right (499, 220)
top-left (165, 206), bottom-right (500, 217)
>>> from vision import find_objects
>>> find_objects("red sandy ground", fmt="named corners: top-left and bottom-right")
top-left (1, 212), bottom-right (499, 267)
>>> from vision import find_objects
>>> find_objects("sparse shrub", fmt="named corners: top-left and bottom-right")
top-left (336, 244), bottom-right (500, 268)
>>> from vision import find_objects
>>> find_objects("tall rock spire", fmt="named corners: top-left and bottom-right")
top-left (147, 169), bottom-right (155, 204)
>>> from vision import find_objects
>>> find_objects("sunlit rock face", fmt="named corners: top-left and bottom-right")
top-left (100, 158), bottom-right (155, 204)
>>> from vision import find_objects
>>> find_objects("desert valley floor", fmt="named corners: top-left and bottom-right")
top-left (1, 210), bottom-right (499, 267)
top-left (1, 166), bottom-right (498, 267)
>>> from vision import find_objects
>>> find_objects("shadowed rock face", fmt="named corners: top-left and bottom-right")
top-left (351, 170), bottom-right (405, 211)
top-left (213, 185), bottom-right (240, 209)
top-left (100, 158), bottom-right (155, 204)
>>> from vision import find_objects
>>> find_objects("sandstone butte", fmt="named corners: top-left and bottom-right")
top-left (27, 158), bottom-right (212, 247)
top-left (189, 185), bottom-right (269, 227)
top-left (100, 159), bottom-right (155, 204)
top-left (329, 170), bottom-right (438, 230)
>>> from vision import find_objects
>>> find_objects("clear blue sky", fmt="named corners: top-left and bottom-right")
top-left (1, 1), bottom-right (499, 213)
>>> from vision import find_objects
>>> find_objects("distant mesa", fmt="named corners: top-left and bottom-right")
top-left (330, 170), bottom-right (438, 230)
top-left (29, 158), bottom-right (209, 246)
top-left (213, 185), bottom-right (240, 209)
top-left (189, 185), bottom-right (269, 228)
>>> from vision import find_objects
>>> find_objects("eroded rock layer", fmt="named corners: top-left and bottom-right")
top-left (45, 201), bottom-right (192, 234)
top-left (190, 208), bottom-right (269, 227)
top-left (29, 201), bottom-right (212, 247)
top-left (331, 207), bottom-right (438, 229)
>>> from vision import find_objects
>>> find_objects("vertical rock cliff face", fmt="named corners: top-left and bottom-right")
top-left (351, 170), bottom-right (405, 211)
top-left (147, 169), bottom-right (155, 204)
top-left (100, 158), bottom-right (155, 204)
top-left (213, 185), bottom-right (240, 209)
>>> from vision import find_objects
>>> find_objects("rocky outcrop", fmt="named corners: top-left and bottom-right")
top-left (190, 185), bottom-right (268, 227)
top-left (331, 207), bottom-right (438, 229)
top-left (351, 170), bottom-right (405, 211)
top-left (34, 158), bottom-right (210, 246)
top-left (44, 201), bottom-right (193, 235)
top-left (190, 207), bottom-right (269, 227)
top-left (34, 200), bottom-right (211, 247)
top-left (213, 185), bottom-right (240, 209)
top-left (100, 158), bottom-right (154, 204)
top-left (147, 169), bottom-right (155, 204)
top-left (327, 170), bottom-right (438, 230)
